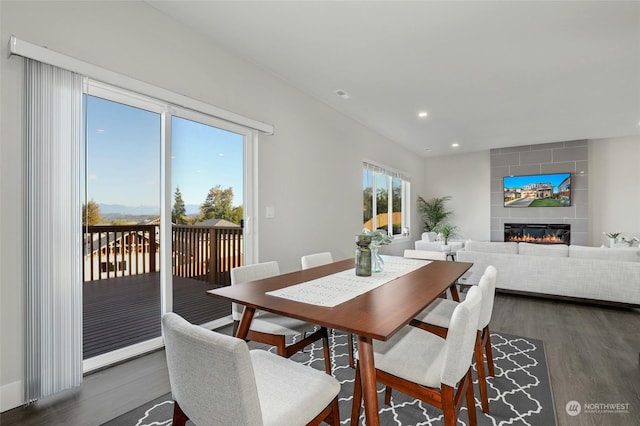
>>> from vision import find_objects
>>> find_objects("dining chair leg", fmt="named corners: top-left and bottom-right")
top-left (483, 327), bottom-right (495, 376)
top-left (441, 385), bottom-right (457, 426)
top-left (322, 330), bottom-right (332, 374)
top-left (384, 386), bottom-right (393, 405)
top-left (465, 370), bottom-right (478, 426)
top-left (474, 331), bottom-right (490, 414)
top-left (350, 364), bottom-right (363, 424)
top-left (329, 397), bottom-right (340, 426)
top-left (172, 401), bottom-right (189, 426)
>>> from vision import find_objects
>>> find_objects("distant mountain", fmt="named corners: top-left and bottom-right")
top-left (98, 203), bottom-right (200, 215)
top-left (99, 204), bottom-right (159, 215)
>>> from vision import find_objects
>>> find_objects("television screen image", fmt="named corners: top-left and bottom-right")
top-left (503, 173), bottom-right (571, 207)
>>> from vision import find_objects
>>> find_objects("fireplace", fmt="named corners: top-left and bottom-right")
top-left (504, 223), bottom-right (571, 245)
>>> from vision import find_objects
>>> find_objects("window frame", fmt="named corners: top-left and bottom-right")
top-left (82, 80), bottom-right (258, 372)
top-left (362, 161), bottom-right (411, 241)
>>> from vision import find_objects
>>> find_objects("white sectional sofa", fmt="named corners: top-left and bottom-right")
top-left (414, 232), bottom-right (464, 253)
top-left (456, 241), bottom-right (640, 307)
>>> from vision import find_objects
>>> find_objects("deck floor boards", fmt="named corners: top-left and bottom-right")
top-left (83, 273), bottom-right (230, 359)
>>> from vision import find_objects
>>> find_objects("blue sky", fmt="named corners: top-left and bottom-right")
top-left (503, 173), bottom-right (570, 190)
top-left (85, 96), bottom-right (244, 212)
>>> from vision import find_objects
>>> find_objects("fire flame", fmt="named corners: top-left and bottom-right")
top-left (508, 233), bottom-right (564, 243)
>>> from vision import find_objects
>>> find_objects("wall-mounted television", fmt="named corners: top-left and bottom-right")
top-left (503, 172), bottom-right (571, 207)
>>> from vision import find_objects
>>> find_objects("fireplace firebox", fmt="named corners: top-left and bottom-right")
top-left (504, 223), bottom-right (570, 245)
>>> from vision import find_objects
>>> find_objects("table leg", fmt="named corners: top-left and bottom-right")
top-left (357, 336), bottom-right (380, 426)
top-left (235, 307), bottom-right (256, 340)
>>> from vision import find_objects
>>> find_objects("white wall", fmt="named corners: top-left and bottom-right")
top-left (422, 151), bottom-right (492, 242)
top-left (0, 1), bottom-right (424, 409)
top-left (589, 136), bottom-right (640, 246)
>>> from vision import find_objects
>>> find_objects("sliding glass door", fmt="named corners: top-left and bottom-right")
top-left (170, 113), bottom-right (245, 326)
top-left (82, 81), bottom-right (256, 367)
top-left (82, 87), bottom-right (162, 360)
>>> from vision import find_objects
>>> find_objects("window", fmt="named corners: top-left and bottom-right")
top-left (362, 162), bottom-right (410, 237)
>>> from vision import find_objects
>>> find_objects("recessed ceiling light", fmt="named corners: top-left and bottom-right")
top-left (334, 89), bottom-right (351, 99)
top-left (424, 147), bottom-right (431, 152)
top-left (418, 111), bottom-right (428, 118)
top-left (452, 142), bottom-right (460, 148)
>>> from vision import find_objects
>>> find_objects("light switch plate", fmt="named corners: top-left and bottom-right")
top-left (265, 206), bottom-right (275, 218)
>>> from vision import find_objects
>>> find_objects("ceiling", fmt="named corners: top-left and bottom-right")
top-left (147, 1), bottom-right (640, 157)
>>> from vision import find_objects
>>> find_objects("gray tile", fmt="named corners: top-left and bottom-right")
top-left (490, 178), bottom-right (503, 193)
top-left (492, 152), bottom-right (520, 167)
top-left (520, 149), bottom-right (552, 165)
top-left (572, 174), bottom-right (588, 190)
top-left (572, 188), bottom-right (588, 206)
top-left (575, 203), bottom-right (588, 219)
top-left (490, 166), bottom-right (510, 180)
top-left (531, 142), bottom-right (566, 150)
top-left (509, 164), bottom-right (542, 176)
top-left (490, 192), bottom-right (503, 206)
top-left (570, 232), bottom-right (588, 246)
top-left (509, 208), bottom-right (542, 218)
top-left (575, 161), bottom-right (588, 174)
top-left (564, 139), bottom-right (588, 147)
top-left (543, 206), bottom-right (575, 218)
top-left (498, 145), bottom-right (532, 154)
top-left (541, 162), bottom-right (576, 174)
top-left (490, 230), bottom-right (504, 242)
top-left (553, 145), bottom-right (588, 162)
top-left (567, 219), bottom-right (588, 232)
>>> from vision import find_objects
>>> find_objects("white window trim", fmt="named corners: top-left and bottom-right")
top-left (363, 160), bottom-right (411, 242)
top-left (9, 35), bottom-right (274, 135)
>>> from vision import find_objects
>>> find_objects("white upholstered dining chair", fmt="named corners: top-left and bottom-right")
top-left (162, 312), bottom-right (341, 426)
top-left (404, 249), bottom-right (460, 301)
top-left (351, 286), bottom-right (483, 426)
top-left (411, 265), bottom-right (498, 414)
top-left (300, 251), bottom-right (333, 269)
top-left (403, 249), bottom-right (447, 261)
top-left (231, 261), bottom-right (332, 374)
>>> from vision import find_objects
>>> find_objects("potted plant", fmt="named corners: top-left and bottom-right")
top-left (435, 223), bottom-right (459, 252)
top-left (604, 232), bottom-right (621, 248)
top-left (416, 196), bottom-right (452, 232)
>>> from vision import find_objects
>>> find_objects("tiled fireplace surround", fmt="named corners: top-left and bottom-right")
top-left (490, 140), bottom-right (588, 246)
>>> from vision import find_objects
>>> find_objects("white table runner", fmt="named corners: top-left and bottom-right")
top-left (266, 256), bottom-right (431, 307)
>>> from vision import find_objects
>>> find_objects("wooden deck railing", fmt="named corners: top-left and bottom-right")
top-left (83, 224), bottom-right (243, 285)
top-left (172, 225), bottom-right (243, 286)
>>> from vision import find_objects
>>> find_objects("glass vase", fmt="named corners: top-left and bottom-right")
top-left (371, 246), bottom-right (384, 273)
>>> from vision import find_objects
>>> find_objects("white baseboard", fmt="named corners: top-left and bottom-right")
top-left (1, 380), bottom-right (23, 412)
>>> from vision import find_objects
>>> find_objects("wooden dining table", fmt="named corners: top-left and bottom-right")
top-left (207, 257), bottom-right (472, 426)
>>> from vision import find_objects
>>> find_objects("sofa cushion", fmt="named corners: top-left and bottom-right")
top-left (421, 232), bottom-right (437, 242)
top-left (465, 241), bottom-right (518, 254)
top-left (569, 245), bottom-right (640, 262)
top-left (518, 242), bottom-right (569, 257)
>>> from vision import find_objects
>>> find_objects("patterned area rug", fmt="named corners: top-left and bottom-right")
top-left (103, 330), bottom-right (556, 425)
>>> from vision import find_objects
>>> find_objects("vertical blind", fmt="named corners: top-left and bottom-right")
top-left (25, 59), bottom-right (83, 402)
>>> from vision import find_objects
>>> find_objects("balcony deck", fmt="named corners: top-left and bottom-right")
top-left (83, 273), bottom-right (230, 359)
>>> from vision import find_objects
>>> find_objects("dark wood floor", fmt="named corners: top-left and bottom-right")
top-left (3, 292), bottom-right (639, 425)
top-left (83, 273), bottom-right (230, 358)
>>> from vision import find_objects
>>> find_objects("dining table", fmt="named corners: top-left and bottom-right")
top-left (207, 256), bottom-right (472, 426)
